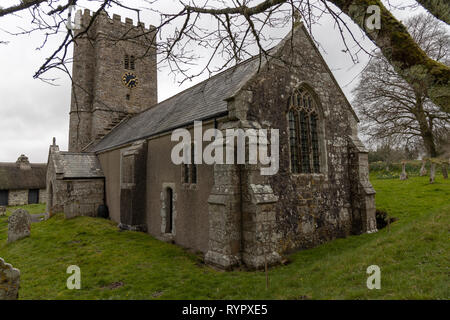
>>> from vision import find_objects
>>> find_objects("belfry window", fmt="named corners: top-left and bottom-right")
top-left (288, 87), bottom-right (321, 174)
top-left (124, 54), bottom-right (135, 70)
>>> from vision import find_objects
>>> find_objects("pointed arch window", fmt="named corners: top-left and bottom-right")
top-left (288, 87), bottom-right (321, 174)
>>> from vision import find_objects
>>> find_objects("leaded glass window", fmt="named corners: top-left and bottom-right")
top-left (288, 110), bottom-right (299, 173)
top-left (288, 88), bottom-right (321, 174)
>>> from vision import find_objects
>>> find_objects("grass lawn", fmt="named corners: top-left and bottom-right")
top-left (0, 175), bottom-right (449, 300)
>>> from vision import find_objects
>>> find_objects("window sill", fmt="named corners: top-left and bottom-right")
top-left (182, 183), bottom-right (198, 191)
top-left (290, 172), bottom-right (327, 180)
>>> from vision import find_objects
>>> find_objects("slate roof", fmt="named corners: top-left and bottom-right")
top-left (0, 163), bottom-right (46, 190)
top-left (89, 22), bottom-right (359, 154)
top-left (53, 152), bottom-right (104, 179)
top-left (90, 56), bottom-right (264, 153)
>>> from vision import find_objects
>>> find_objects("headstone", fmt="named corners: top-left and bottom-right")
top-left (0, 258), bottom-right (20, 300)
top-left (7, 209), bottom-right (31, 243)
top-left (429, 163), bottom-right (436, 184)
top-left (419, 160), bottom-right (427, 176)
top-left (0, 206), bottom-right (6, 217)
top-left (399, 161), bottom-right (408, 180)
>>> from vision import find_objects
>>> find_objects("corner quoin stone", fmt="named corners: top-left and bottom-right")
top-left (0, 258), bottom-right (20, 300)
top-left (7, 209), bottom-right (32, 243)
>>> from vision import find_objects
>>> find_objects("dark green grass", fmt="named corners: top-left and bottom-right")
top-left (0, 175), bottom-right (448, 299)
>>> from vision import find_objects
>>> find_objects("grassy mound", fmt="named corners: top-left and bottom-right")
top-left (0, 175), bottom-right (449, 299)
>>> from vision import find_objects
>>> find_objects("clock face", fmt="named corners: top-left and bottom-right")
top-left (122, 72), bottom-right (139, 89)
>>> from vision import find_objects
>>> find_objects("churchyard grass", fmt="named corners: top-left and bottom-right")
top-left (0, 175), bottom-right (448, 299)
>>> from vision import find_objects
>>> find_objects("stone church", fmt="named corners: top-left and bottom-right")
top-left (46, 9), bottom-right (377, 269)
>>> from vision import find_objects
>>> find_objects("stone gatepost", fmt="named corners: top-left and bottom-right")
top-left (348, 136), bottom-right (377, 234)
top-left (0, 258), bottom-right (20, 300)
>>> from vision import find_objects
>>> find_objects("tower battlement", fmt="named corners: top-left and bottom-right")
top-left (77, 9), bottom-right (155, 36)
top-left (69, 9), bottom-right (158, 152)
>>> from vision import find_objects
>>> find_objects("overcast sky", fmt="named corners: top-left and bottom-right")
top-left (0, 0), bottom-right (428, 163)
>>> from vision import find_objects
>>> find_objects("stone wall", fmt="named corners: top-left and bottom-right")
top-left (64, 179), bottom-right (104, 219)
top-left (46, 143), bottom-right (104, 218)
top-left (6, 189), bottom-right (47, 206)
top-left (39, 189), bottom-right (47, 204)
top-left (229, 22), bottom-right (372, 254)
top-left (7, 190), bottom-right (28, 206)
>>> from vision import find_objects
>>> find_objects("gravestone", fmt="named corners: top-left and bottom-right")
top-left (419, 160), bottom-right (427, 176)
top-left (0, 206), bottom-right (6, 217)
top-left (7, 209), bottom-right (31, 243)
top-left (399, 162), bottom-right (408, 180)
top-left (430, 163), bottom-right (436, 184)
top-left (0, 258), bottom-right (20, 300)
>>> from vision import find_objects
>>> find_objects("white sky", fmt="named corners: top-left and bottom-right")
top-left (0, 0), bottom-right (428, 163)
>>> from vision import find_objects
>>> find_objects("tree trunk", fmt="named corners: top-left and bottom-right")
top-left (416, 0), bottom-right (450, 25)
top-left (430, 163), bottom-right (436, 184)
top-left (442, 164), bottom-right (448, 179)
top-left (420, 160), bottom-right (427, 176)
top-left (400, 161), bottom-right (408, 180)
top-left (330, 0), bottom-right (450, 113)
top-left (415, 96), bottom-right (438, 158)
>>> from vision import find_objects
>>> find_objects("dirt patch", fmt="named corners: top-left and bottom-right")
top-left (102, 281), bottom-right (124, 290)
top-left (151, 290), bottom-right (163, 298)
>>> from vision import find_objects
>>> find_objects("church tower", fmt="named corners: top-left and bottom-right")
top-left (68, 9), bottom-right (157, 152)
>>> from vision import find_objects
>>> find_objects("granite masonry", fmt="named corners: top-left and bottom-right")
top-left (46, 11), bottom-right (377, 270)
top-left (0, 258), bottom-right (20, 300)
top-left (7, 209), bottom-right (32, 243)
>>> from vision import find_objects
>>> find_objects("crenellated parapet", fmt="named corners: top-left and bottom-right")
top-left (76, 9), bottom-right (155, 40)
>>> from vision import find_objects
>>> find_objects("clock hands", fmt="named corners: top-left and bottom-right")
top-left (122, 73), bottom-right (138, 88)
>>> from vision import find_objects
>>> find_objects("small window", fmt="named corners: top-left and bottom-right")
top-left (164, 188), bottom-right (173, 234)
top-left (182, 143), bottom-right (197, 185)
top-left (130, 55), bottom-right (135, 70)
top-left (183, 164), bottom-right (189, 183)
top-left (190, 143), bottom-right (197, 184)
